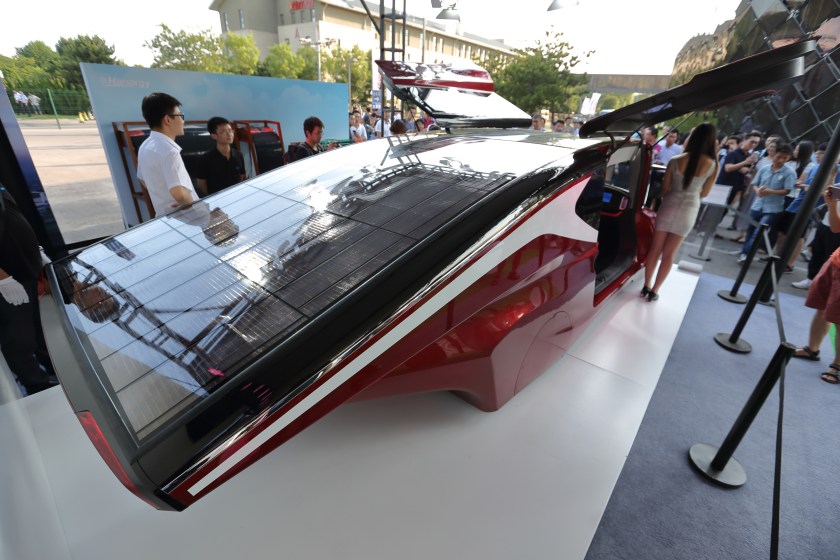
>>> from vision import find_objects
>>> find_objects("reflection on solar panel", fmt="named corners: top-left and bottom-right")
top-left (54, 161), bottom-right (513, 441)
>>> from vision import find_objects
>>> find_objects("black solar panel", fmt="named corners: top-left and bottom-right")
top-left (54, 153), bottom-right (518, 442)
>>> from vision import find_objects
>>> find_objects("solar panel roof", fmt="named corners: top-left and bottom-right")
top-left (53, 135), bottom-right (562, 441)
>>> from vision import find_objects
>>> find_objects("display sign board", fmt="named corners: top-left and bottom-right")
top-left (81, 64), bottom-right (347, 228)
top-left (290, 0), bottom-right (314, 11)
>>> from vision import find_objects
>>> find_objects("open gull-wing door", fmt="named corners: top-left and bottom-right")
top-left (579, 39), bottom-right (816, 139)
top-left (376, 60), bottom-right (532, 129)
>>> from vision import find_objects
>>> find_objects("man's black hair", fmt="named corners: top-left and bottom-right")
top-left (207, 116), bottom-right (231, 134)
top-left (141, 92), bottom-right (182, 129)
top-left (818, 143), bottom-right (829, 151)
top-left (304, 116), bottom-right (324, 134)
top-left (776, 143), bottom-right (793, 155)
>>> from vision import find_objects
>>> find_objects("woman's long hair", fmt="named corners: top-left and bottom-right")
top-left (681, 122), bottom-right (718, 189)
top-left (794, 140), bottom-right (815, 177)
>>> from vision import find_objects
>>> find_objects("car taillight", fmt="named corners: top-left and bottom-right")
top-left (76, 411), bottom-right (161, 509)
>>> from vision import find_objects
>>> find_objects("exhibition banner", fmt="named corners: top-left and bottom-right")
top-left (81, 63), bottom-right (347, 227)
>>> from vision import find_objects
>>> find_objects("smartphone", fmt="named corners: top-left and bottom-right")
top-left (830, 185), bottom-right (840, 200)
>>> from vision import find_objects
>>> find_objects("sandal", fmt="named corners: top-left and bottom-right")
top-left (820, 363), bottom-right (840, 384)
top-left (640, 286), bottom-right (651, 298)
top-left (793, 346), bottom-right (820, 361)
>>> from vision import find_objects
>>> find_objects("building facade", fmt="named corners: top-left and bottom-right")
top-left (209, 0), bottom-right (516, 69)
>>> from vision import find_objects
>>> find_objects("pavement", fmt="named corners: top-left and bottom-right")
top-left (17, 118), bottom-right (124, 245)
top-left (15, 116), bottom-right (810, 300)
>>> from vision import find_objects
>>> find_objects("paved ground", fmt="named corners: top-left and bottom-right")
top-left (18, 118), bottom-right (124, 245)
top-left (16, 117), bottom-right (809, 299)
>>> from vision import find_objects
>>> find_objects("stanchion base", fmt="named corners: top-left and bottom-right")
top-left (688, 443), bottom-right (747, 488)
top-left (714, 332), bottom-right (752, 353)
top-left (717, 289), bottom-right (747, 304)
top-left (688, 253), bottom-right (712, 262)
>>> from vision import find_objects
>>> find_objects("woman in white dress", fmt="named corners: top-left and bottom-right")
top-left (641, 123), bottom-right (719, 301)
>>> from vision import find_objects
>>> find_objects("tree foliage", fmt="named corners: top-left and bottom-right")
top-left (321, 45), bottom-right (372, 105)
top-left (264, 42), bottom-right (306, 79)
top-left (145, 24), bottom-right (225, 72)
top-left (1, 35), bottom-right (120, 90)
top-left (222, 32), bottom-right (260, 75)
top-left (55, 35), bottom-right (122, 89)
top-left (487, 29), bottom-right (589, 116)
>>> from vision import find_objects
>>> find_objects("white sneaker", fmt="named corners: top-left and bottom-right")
top-left (792, 278), bottom-right (811, 289)
top-left (737, 254), bottom-right (747, 265)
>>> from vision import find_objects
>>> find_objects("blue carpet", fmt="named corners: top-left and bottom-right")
top-left (585, 272), bottom-right (840, 559)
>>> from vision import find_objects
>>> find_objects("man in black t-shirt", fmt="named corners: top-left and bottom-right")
top-left (717, 133), bottom-right (759, 206)
top-left (196, 117), bottom-right (245, 196)
top-left (0, 185), bottom-right (57, 395)
top-left (286, 116), bottom-right (338, 163)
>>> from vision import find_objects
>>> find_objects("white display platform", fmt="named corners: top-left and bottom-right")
top-left (0, 267), bottom-right (698, 560)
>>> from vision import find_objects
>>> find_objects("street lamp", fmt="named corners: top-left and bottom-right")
top-left (299, 36), bottom-right (336, 81)
top-left (347, 58), bottom-right (358, 110)
top-left (436, 4), bottom-right (460, 21)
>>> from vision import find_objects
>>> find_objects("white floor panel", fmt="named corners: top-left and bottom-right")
top-left (569, 268), bottom-right (699, 389)
top-left (2, 266), bottom-right (698, 560)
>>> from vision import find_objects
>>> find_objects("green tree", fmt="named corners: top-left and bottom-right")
top-left (297, 46), bottom-right (318, 81)
top-left (222, 32), bottom-right (260, 75)
top-left (322, 46), bottom-right (372, 104)
top-left (55, 35), bottom-right (122, 89)
top-left (263, 43), bottom-right (305, 78)
top-left (492, 29), bottom-right (589, 116)
top-left (16, 41), bottom-right (60, 72)
top-left (145, 24), bottom-right (224, 72)
top-left (0, 54), bottom-right (53, 89)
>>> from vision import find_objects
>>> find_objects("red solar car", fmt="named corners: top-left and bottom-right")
top-left (42, 40), bottom-right (814, 510)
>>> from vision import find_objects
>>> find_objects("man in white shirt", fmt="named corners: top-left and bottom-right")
top-left (654, 129), bottom-right (683, 165)
top-left (136, 92), bottom-right (198, 217)
top-left (349, 110), bottom-right (367, 142)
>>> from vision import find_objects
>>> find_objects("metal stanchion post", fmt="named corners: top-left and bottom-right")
top-left (718, 222), bottom-right (768, 304)
top-left (689, 342), bottom-right (795, 487)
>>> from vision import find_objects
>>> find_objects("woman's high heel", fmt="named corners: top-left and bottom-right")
top-left (640, 286), bottom-right (651, 298)
top-left (646, 290), bottom-right (659, 302)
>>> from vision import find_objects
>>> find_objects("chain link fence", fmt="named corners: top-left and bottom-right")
top-left (5, 88), bottom-right (92, 118)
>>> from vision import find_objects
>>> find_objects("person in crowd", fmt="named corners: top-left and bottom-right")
top-left (415, 119), bottom-right (427, 133)
top-left (286, 116), bottom-right (337, 162)
top-left (27, 93), bottom-right (42, 115)
top-left (390, 119), bottom-right (407, 135)
top-left (793, 180), bottom-right (840, 383)
top-left (641, 123), bottom-right (718, 302)
top-left (375, 108), bottom-right (393, 138)
top-left (793, 146), bottom-right (840, 290)
top-left (421, 110), bottom-right (436, 130)
top-left (0, 182), bottom-right (58, 395)
top-left (560, 116), bottom-right (576, 134)
top-left (765, 140), bottom-right (816, 264)
top-left (654, 129), bottom-right (683, 165)
top-left (736, 143), bottom-right (796, 264)
top-left (403, 107), bottom-right (417, 132)
top-left (642, 126), bottom-right (658, 147)
top-left (530, 113), bottom-right (545, 131)
top-left (552, 120), bottom-right (564, 132)
top-left (195, 117), bottom-right (245, 197)
top-left (718, 133), bottom-right (759, 222)
top-left (13, 90), bottom-right (27, 114)
top-left (363, 107), bottom-right (372, 127)
top-left (349, 110), bottom-right (367, 143)
top-left (136, 92), bottom-right (198, 217)
top-left (732, 137), bottom-right (780, 243)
